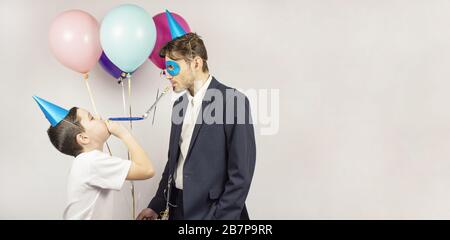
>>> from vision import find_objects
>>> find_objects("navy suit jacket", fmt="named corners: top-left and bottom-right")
top-left (148, 77), bottom-right (256, 220)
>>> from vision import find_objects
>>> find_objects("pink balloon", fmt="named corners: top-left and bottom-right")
top-left (49, 10), bottom-right (102, 74)
top-left (150, 12), bottom-right (191, 69)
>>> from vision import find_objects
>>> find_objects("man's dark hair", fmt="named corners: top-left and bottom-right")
top-left (159, 32), bottom-right (209, 72)
top-left (47, 107), bottom-right (85, 157)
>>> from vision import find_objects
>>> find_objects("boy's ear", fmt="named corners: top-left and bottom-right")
top-left (76, 133), bottom-right (90, 146)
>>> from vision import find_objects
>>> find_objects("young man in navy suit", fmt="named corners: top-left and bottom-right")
top-left (137, 32), bottom-right (256, 220)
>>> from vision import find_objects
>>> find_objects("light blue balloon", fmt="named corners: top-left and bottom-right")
top-left (100, 4), bottom-right (156, 73)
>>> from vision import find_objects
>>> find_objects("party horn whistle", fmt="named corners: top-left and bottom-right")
top-left (108, 86), bottom-right (171, 121)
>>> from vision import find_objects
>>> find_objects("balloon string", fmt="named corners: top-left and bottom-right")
top-left (127, 73), bottom-right (136, 220)
top-left (83, 73), bottom-right (99, 117)
top-left (121, 80), bottom-right (127, 115)
top-left (105, 142), bottom-right (112, 156)
top-left (152, 88), bottom-right (159, 125)
top-left (128, 74), bottom-right (133, 130)
top-left (83, 73), bottom-right (112, 156)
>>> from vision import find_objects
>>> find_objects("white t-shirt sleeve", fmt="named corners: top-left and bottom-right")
top-left (87, 151), bottom-right (131, 190)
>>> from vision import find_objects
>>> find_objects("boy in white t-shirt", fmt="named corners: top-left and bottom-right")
top-left (33, 96), bottom-right (154, 220)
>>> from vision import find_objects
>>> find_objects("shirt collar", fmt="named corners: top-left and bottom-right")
top-left (186, 74), bottom-right (212, 104)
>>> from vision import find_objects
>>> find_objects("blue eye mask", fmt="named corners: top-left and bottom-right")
top-left (165, 60), bottom-right (180, 76)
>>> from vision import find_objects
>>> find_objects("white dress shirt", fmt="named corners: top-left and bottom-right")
top-left (174, 75), bottom-right (213, 189)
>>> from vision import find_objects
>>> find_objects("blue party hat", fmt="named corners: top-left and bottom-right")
top-left (33, 95), bottom-right (69, 127)
top-left (165, 9), bottom-right (187, 39)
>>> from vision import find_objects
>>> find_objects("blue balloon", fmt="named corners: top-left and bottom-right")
top-left (100, 4), bottom-right (156, 73)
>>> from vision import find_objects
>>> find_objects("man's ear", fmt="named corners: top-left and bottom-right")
top-left (193, 56), bottom-right (203, 71)
top-left (76, 133), bottom-right (90, 146)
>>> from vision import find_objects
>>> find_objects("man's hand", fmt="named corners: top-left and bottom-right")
top-left (105, 120), bottom-right (131, 139)
top-left (136, 208), bottom-right (159, 220)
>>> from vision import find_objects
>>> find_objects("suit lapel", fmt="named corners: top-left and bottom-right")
top-left (185, 77), bottom-right (219, 161)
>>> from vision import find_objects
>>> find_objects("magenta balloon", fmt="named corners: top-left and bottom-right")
top-left (149, 12), bottom-right (191, 69)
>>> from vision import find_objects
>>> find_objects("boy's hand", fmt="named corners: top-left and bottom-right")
top-left (105, 120), bottom-right (131, 139)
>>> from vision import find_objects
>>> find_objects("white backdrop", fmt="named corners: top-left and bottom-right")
top-left (2, 0), bottom-right (450, 219)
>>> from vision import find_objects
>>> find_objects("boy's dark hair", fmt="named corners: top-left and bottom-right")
top-left (47, 107), bottom-right (85, 157)
top-left (159, 32), bottom-right (209, 72)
